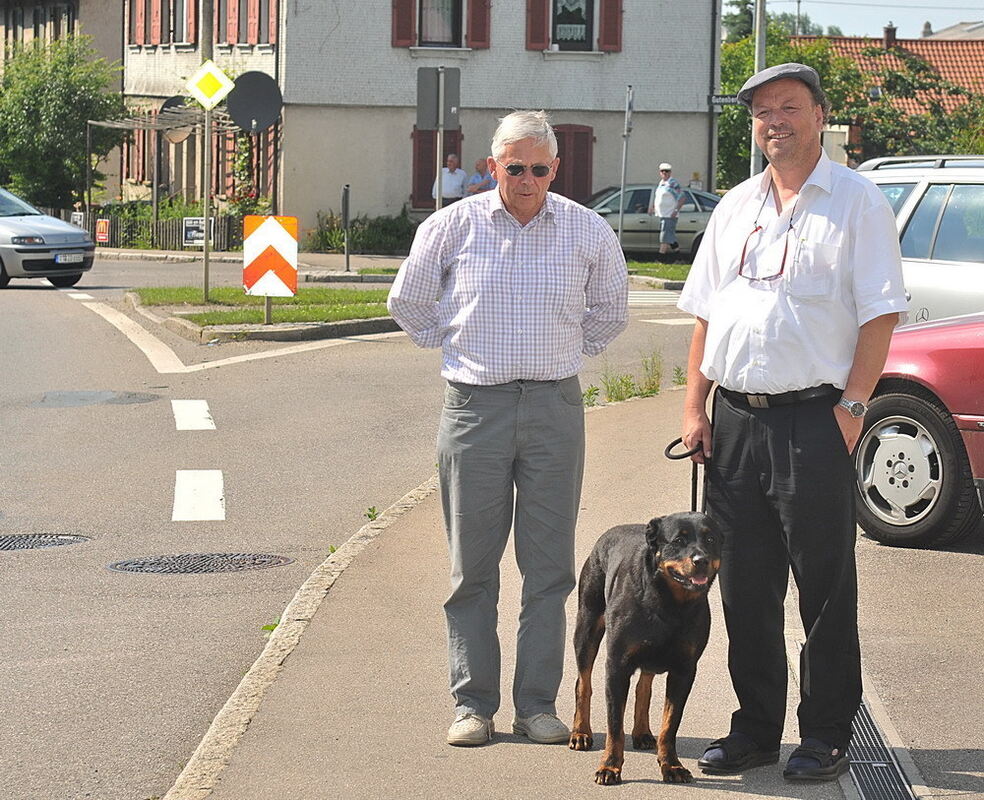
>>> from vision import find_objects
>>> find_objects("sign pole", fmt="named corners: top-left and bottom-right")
top-left (617, 84), bottom-right (633, 248)
top-left (203, 106), bottom-right (211, 302)
top-left (435, 66), bottom-right (445, 211)
top-left (750, 0), bottom-right (767, 178)
top-left (265, 295), bottom-right (272, 324)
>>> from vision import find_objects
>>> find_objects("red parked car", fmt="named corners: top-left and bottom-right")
top-left (854, 313), bottom-right (984, 547)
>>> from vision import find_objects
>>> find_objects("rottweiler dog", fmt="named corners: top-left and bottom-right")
top-left (568, 511), bottom-right (721, 785)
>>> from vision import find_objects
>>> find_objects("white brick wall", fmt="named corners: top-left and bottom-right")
top-left (124, 44), bottom-right (276, 98)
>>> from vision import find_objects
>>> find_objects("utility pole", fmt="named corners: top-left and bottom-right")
top-left (749, 0), bottom-right (767, 177)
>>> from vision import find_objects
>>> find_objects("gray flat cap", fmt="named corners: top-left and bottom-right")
top-left (737, 62), bottom-right (821, 107)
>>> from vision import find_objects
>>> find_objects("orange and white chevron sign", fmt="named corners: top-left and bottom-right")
top-left (243, 215), bottom-right (298, 297)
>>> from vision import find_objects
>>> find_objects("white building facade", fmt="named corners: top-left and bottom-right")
top-left (123, 0), bottom-right (722, 234)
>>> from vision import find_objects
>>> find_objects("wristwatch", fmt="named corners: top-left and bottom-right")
top-left (837, 397), bottom-right (868, 418)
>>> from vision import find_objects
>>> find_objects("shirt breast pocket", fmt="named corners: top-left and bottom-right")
top-left (787, 240), bottom-right (838, 300)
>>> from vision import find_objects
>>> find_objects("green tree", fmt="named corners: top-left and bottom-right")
top-left (0, 35), bottom-right (124, 208)
top-left (841, 46), bottom-right (984, 162)
top-left (722, 0), bottom-right (753, 41)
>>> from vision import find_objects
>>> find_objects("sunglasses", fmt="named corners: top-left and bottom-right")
top-left (495, 160), bottom-right (552, 178)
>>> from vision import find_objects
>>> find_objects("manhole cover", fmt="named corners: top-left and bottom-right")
top-left (108, 553), bottom-right (293, 574)
top-left (0, 534), bottom-right (90, 551)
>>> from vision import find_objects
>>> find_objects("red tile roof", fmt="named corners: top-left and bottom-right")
top-left (794, 35), bottom-right (984, 114)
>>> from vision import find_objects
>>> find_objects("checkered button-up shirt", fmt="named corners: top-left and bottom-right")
top-left (388, 190), bottom-right (628, 385)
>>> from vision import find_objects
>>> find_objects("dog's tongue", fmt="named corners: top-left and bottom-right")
top-left (691, 575), bottom-right (709, 586)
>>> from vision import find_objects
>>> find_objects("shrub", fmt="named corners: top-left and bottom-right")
top-left (306, 207), bottom-right (418, 255)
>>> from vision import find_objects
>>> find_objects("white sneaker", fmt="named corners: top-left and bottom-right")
top-left (447, 713), bottom-right (494, 746)
top-left (512, 713), bottom-right (571, 744)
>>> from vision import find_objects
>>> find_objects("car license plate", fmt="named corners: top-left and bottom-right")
top-left (55, 253), bottom-right (84, 264)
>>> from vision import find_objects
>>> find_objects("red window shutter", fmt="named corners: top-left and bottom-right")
top-left (268, 0), bottom-right (277, 43)
top-left (225, 133), bottom-right (237, 195)
top-left (186, 0), bottom-right (196, 42)
top-left (213, 0), bottom-right (219, 42)
top-left (247, 0), bottom-right (259, 43)
top-left (466, 0), bottom-right (490, 49)
top-left (227, 0), bottom-right (238, 44)
top-left (150, 0), bottom-right (161, 43)
top-left (525, 0), bottom-right (548, 50)
top-left (392, 0), bottom-right (415, 47)
top-left (598, 0), bottom-right (622, 52)
top-left (552, 124), bottom-right (593, 202)
top-left (134, 0), bottom-right (145, 44)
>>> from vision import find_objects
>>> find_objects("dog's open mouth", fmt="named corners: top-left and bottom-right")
top-left (667, 566), bottom-right (712, 590)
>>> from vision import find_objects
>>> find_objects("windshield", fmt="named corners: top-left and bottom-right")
top-left (0, 188), bottom-right (42, 217)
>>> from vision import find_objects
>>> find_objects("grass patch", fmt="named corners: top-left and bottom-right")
top-left (358, 267), bottom-right (400, 275)
top-left (626, 261), bottom-right (691, 281)
top-left (134, 286), bottom-right (389, 307)
top-left (183, 304), bottom-right (389, 326)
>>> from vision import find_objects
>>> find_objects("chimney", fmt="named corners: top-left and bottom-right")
top-left (922, 21), bottom-right (933, 37)
top-left (883, 22), bottom-right (897, 49)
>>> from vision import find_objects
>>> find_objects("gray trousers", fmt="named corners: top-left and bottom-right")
top-left (438, 377), bottom-right (585, 719)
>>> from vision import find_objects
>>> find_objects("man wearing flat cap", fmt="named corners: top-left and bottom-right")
top-left (677, 63), bottom-right (907, 781)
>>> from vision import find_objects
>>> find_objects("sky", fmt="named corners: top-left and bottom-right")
top-left (765, 0), bottom-right (982, 38)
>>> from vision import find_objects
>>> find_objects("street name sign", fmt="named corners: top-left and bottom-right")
top-left (243, 215), bottom-right (298, 297)
top-left (710, 94), bottom-right (741, 106)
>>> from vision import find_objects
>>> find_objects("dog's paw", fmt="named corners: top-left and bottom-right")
top-left (569, 732), bottom-right (593, 750)
top-left (632, 732), bottom-right (657, 750)
top-left (660, 763), bottom-right (694, 784)
top-left (594, 767), bottom-right (622, 786)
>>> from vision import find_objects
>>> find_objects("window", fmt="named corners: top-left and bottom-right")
top-left (901, 184), bottom-right (947, 260)
top-left (875, 183), bottom-right (916, 215)
top-left (601, 188), bottom-right (652, 215)
top-left (553, 0), bottom-right (592, 51)
top-left (694, 192), bottom-right (720, 212)
top-left (526, 0), bottom-right (621, 52)
top-left (172, 0), bottom-right (186, 43)
top-left (33, 7), bottom-right (44, 40)
top-left (420, 0), bottom-right (461, 46)
top-left (392, 0), bottom-right (490, 49)
top-left (932, 184), bottom-right (984, 263)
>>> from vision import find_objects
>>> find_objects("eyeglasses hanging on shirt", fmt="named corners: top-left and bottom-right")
top-left (738, 179), bottom-right (802, 282)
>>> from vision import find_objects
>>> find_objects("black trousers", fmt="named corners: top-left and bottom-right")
top-left (706, 389), bottom-right (862, 750)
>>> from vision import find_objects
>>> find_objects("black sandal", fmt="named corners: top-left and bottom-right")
top-left (783, 738), bottom-right (850, 781)
top-left (697, 732), bottom-right (780, 774)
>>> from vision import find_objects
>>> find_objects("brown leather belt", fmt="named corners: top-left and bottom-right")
top-left (718, 384), bottom-right (838, 409)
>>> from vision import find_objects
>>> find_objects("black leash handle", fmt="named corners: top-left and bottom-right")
top-left (664, 437), bottom-right (706, 513)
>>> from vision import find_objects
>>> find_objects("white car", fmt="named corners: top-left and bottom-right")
top-left (0, 188), bottom-right (95, 288)
top-left (856, 156), bottom-right (984, 321)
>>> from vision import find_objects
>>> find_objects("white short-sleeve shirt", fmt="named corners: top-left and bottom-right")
top-left (678, 151), bottom-right (908, 394)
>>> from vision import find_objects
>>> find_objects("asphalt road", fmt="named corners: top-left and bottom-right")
top-left (1, 261), bottom-right (980, 800)
top-left (0, 261), bottom-right (696, 800)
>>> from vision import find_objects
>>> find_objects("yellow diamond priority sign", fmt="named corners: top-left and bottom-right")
top-left (187, 60), bottom-right (235, 110)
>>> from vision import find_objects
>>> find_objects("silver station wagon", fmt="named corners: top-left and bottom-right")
top-left (857, 156), bottom-right (984, 322)
top-left (0, 188), bottom-right (95, 288)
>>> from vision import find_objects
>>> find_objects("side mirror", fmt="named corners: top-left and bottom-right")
top-left (595, 207), bottom-right (614, 215)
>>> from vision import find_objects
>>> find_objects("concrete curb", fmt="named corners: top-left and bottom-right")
top-left (122, 292), bottom-right (401, 343)
top-left (161, 476), bottom-right (441, 800)
top-left (628, 274), bottom-right (686, 290)
top-left (302, 271), bottom-right (396, 283)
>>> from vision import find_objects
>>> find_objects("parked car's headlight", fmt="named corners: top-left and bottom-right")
top-left (11, 235), bottom-right (45, 245)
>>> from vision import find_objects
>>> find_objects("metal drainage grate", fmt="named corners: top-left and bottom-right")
top-left (849, 699), bottom-right (916, 800)
top-left (108, 552), bottom-right (293, 574)
top-left (0, 534), bottom-right (90, 551)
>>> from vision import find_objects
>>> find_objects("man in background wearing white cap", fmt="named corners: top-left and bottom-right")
top-left (652, 162), bottom-right (685, 256)
top-left (677, 63), bottom-right (907, 782)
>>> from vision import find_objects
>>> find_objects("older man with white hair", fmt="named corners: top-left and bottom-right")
top-left (388, 110), bottom-right (628, 747)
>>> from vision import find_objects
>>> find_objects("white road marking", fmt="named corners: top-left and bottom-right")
top-left (81, 301), bottom-right (187, 372)
top-left (628, 290), bottom-right (681, 307)
top-left (172, 400), bottom-right (216, 430)
top-left (641, 317), bottom-right (696, 326)
top-left (77, 299), bottom-right (402, 373)
top-left (68, 292), bottom-right (94, 300)
top-left (172, 470), bottom-right (225, 521)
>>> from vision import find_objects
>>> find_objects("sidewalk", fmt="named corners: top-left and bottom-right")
top-left (164, 392), bottom-right (851, 800)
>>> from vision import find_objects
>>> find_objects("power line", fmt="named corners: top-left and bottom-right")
top-left (771, 0), bottom-right (980, 8)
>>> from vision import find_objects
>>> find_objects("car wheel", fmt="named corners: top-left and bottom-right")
top-left (47, 273), bottom-right (83, 288)
top-left (690, 233), bottom-right (703, 257)
top-left (0, 259), bottom-right (9, 288)
top-left (854, 389), bottom-right (982, 547)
